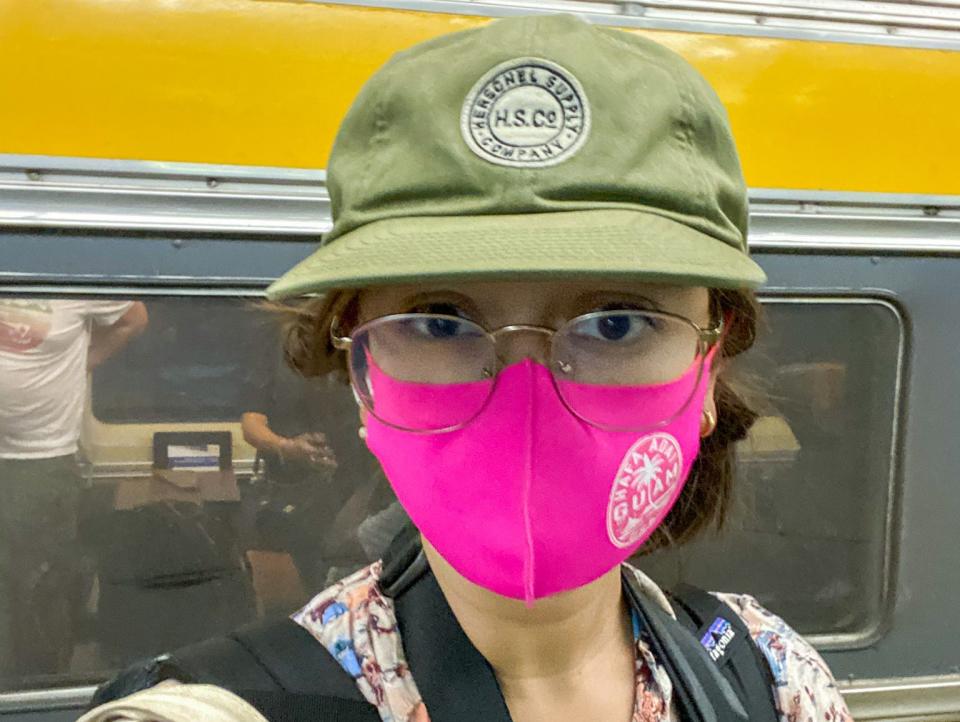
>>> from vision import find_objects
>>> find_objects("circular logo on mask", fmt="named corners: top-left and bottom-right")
top-left (460, 57), bottom-right (591, 168)
top-left (606, 433), bottom-right (684, 549)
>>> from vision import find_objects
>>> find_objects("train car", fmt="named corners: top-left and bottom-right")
top-left (2, 0), bottom-right (960, 719)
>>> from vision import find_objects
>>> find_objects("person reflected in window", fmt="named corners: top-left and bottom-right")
top-left (241, 326), bottom-right (387, 589)
top-left (0, 299), bottom-right (147, 684)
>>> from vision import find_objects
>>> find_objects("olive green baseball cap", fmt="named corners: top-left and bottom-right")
top-left (266, 14), bottom-right (765, 300)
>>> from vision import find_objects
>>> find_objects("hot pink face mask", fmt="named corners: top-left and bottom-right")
top-left (364, 354), bottom-right (714, 603)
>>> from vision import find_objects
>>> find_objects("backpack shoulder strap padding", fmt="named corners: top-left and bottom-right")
top-left (670, 583), bottom-right (779, 722)
top-left (90, 617), bottom-right (380, 722)
top-left (228, 617), bottom-right (366, 698)
top-left (622, 570), bottom-right (747, 722)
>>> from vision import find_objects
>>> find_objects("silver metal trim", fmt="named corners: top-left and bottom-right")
top-left (840, 674), bottom-right (960, 720)
top-left (0, 154), bottom-right (329, 235)
top-left (749, 188), bottom-right (960, 209)
top-left (5, 155), bottom-right (960, 255)
top-left (0, 154), bottom-right (327, 182)
top-left (314, 0), bottom-right (960, 51)
top-left (749, 191), bottom-right (960, 255)
top-left (0, 685), bottom-right (95, 712)
top-left (755, 295), bottom-right (906, 651)
top-left (0, 285), bottom-right (267, 298)
top-left (2, 675), bottom-right (958, 716)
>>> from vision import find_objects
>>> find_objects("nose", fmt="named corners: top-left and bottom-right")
top-left (493, 326), bottom-right (552, 368)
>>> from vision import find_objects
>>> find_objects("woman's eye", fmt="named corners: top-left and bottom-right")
top-left (405, 303), bottom-right (476, 339)
top-left (418, 316), bottom-right (463, 339)
top-left (596, 314), bottom-right (633, 341)
top-left (580, 311), bottom-right (658, 342)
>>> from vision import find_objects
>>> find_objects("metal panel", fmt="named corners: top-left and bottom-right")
top-left (0, 689), bottom-right (92, 714)
top-left (321, 0), bottom-right (960, 49)
top-left (0, 700), bottom-right (84, 722)
top-left (0, 155), bottom-right (328, 236)
top-left (842, 675), bottom-right (960, 720)
top-left (0, 254), bottom-right (954, 708)
top-left (3, 155), bottom-right (960, 252)
top-left (2, 252), bottom-right (957, 682)
top-left (2, 173), bottom-right (960, 708)
top-left (0, 231), bottom-right (317, 290)
top-left (754, 252), bottom-right (959, 683)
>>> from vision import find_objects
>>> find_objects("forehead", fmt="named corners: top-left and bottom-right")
top-left (358, 279), bottom-right (710, 322)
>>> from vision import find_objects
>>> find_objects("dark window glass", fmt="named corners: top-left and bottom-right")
top-left (91, 298), bottom-right (263, 424)
top-left (0, 295), bottom-right (392, 691)
top-left (638, 300), bottom-right (901, 642)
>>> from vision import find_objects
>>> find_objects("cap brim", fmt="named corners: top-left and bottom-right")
top-left (266, 209), bottom-right (766, 300)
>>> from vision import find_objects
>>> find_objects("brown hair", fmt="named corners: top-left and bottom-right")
top-left (640, 288), bottom-right (762, 553)
top-left (277, 286), bottom-right (762, 550)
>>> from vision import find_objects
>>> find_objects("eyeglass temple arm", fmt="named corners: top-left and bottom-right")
top-left (697, 317), bottom-right (725, 354)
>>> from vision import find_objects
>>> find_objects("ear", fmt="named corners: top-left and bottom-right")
top-left (350, 383), bottom-right (370, 427)
top-left (700, 366), bottom-right (720, 438)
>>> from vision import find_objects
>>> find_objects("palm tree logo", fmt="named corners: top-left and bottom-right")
top-left (607, 433), bottom-right (684, 548)
top-left (632, 452), bottom-right (662, 490)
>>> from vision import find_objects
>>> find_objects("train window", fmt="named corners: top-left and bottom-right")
top-left (640, 298), bottom-right (902, 644)
top-left (0, 294), bottom-right (901, 691)
top-left (90, 298), bottom-right (263, 424)
top-left (0, 295), bottom-right (390, 691)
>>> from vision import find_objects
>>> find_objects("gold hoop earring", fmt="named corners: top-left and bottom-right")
top-left (700, 410), bottom-right (716, 438)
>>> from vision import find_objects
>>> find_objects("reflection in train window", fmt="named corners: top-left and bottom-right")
top-left (0, 296), bottom-right (389, 692)
top-left (640, 299), bottom-right (902, 644)
top-left (90, 298), bottom-right (262, 424)
top-left (0, 295), bottom-right (900, 691)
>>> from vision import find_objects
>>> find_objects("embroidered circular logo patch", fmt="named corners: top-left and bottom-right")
top-left (460, 57), bottom-right (591, 168)
top-left (606, 433), bottom-right (684, 549)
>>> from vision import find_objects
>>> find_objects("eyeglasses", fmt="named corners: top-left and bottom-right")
top-left (332, 309), bottom-right (722, 433)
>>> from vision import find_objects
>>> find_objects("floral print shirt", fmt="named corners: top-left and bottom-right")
top-left (292, 562), bottom-right (853, 722)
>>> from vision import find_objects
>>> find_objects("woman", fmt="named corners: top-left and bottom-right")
top-left (83, 13), bottom-right (853, 722)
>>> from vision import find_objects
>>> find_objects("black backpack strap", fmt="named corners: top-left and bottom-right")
top-left (230, 618), bottom-right (367, 698)
top-left (89, 653), bottom-right (198, 708)
top-left (89, 617), bottom-right (380, 722)
top-left (670, 584), bottom-right (779, 722)
top-left (380, 521), bottom-right (512, 722)
top-left (378, 519), bottom-right (424, 597)
top-left (236, 691), bottom-right (380, 722)
top-left (389, 552), bottom-right (513, 722)
top-left (622, 570), bottom-right (748, 722)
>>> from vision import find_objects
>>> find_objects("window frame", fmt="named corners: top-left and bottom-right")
top-left (732, 293), bottom-right (907, 652)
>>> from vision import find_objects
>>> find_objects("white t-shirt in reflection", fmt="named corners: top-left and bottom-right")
top-left (0, 299), bottom-right (132, 459)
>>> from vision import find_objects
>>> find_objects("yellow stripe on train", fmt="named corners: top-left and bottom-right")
top-left (1, 0), bottom-right (958, 195)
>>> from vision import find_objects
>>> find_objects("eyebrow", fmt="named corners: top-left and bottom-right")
top-left (572, 290), bottom-right (664, 312)
top-left (392, 287), bottom-right (669, 328)
top-left (397, 290), bottom-right (484, 316)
